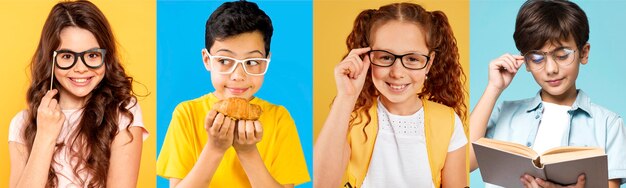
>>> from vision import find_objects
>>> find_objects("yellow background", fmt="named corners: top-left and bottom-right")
top-left (313, 0), bottom-right (470, 140)
top-left (0, 1), bottom-right (156, 187)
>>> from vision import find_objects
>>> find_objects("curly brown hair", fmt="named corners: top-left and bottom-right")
top-left (345, 3), bottom-right (467, 138)
top-left (22, 1), bottom-right (136, 187)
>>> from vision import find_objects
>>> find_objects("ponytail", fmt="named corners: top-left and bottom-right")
top-left (344, 9), bottom-right (377, 140)
top-left (423, 10), bottom-right (467, 122)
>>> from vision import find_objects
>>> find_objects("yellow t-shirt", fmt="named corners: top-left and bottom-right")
top-left (156, 93), bottom-right (310, 187)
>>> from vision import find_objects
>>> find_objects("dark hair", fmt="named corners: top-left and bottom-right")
top-left (24, 0), bottom-right (136, 187)
top-left (345, 3), bottom-right (467, 139)
top-left (513, 0), bottom-right (589, 53)
top-left (205, 0), bottom-right (273, 56)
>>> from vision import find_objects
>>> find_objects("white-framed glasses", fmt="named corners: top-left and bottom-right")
top-left (203, 49), bottom-right (270, 76)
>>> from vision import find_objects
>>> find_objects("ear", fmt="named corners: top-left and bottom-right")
top-left (425, 51), bottom-right (435, 75)
top-left (580, 43), bottom-right (590, 65)
top-left (202, 48), bottom-right (211, 71)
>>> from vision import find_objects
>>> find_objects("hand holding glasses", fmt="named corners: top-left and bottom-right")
top-left (50, 48), bottom-right (106, 90)
top-left (523, 47), bottom-right (576, 71)
top-left (203, 49), bottom-right (270, 76)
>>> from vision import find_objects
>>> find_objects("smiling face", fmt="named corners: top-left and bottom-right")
top-left (202, 31), bottom-right (267, 100)
top-left (54, 26), bottom-right (106, 102)
top-left (527, 36), bottom-right (589, 104)
top-left (369, 20), bottom-right (433, 112)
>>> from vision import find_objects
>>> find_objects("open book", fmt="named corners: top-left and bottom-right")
top-left (473, 138), bottom-right (608, 188)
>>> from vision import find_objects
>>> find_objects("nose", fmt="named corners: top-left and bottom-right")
top-left (230, 63), bottom-right (247, 81)
top-left (72, 57), bottom-right (89, 73)
top-left (389, 58), bottom-right (405, 78)
top-left (544, 55), bottom-right (559, 75)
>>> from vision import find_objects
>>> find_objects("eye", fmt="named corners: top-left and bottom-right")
top-left (245, 60), bottom-right (260, 66)
top-left (530, 54), bottom-right (544, 64)
top-left (556, 54), bottom-right (570, 60)
top-left (86, 52), bottom-right (101, 59)
top-left (406, 57), bottom-right (420, 62)
top-left (60, 53), bottom-right (74, 59)
top-left (378, 55), bottom-right (394, 61)
top-left (215, 57), bottom-right (233, 65)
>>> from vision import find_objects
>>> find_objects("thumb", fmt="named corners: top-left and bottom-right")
top-left (575, 174), bottom-right (586, 188)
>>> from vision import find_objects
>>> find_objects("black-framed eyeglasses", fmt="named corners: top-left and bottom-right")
top-left (523, 47), bottom-right (577, 71)
top-left (53, 48), bottom-right (106, 70)
top-left (368, 50), bottom-right (430, 70)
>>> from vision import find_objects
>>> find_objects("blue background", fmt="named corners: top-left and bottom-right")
top-left (470, 1), bottom-right (626, 187)
top-left (156, 1), bottom-right (312, 187)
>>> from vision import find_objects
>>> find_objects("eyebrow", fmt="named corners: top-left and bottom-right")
top-left (215, 49), bottom-right (265, 56)
top-left (56, 47), bottom-right (101, 52)
top-left (373, 48), bottom-right (429, 55)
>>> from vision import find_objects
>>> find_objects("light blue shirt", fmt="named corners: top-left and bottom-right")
top-left (486, 90), bottom-right (626, 184)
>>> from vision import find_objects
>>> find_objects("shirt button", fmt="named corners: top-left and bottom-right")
top-left (526, 142), bottom-right (532, 147)
top-left (535, 115), bottom-right (540, 119)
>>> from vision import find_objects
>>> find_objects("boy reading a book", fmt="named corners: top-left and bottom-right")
top-left (156, 1), bottom-right (310, 187)
top-left (470, 0), bottom-right (626, 187)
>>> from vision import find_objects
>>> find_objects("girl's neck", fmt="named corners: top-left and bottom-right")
top-left (540, 86), bottom-right (578, 106)
top-left (58, 88), bottom-right (89, 110)
top-left (379, 94), bottom-right (422, 116)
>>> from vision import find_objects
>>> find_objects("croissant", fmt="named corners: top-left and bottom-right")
top-left (212, 97), bottom-right (262, 120)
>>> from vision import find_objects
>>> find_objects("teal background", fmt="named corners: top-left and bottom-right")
top-left (470, 1), bottom-right (626, 187)
top-left (156, 1), bottom-right (312, 187)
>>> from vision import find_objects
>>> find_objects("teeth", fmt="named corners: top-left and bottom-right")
top-left (73, 78), bottom-right (88, 83)
top-left (389, 83), bottom-right (407, 90)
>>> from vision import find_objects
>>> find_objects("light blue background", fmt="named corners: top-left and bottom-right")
top-left (156, 1), bottom-right (312, 188)
top-left (470, 1), bottom-right (626, 187)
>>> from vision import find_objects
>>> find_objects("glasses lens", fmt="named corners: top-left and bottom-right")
top-left (243, 59), bottom-right (269, 75)
top-left (56, 52), bottom-right (76, 68)
top-left (402, 54), bottom-right (428, 69)
top-left (83, 51), bottom-right (104, 67)
top-left (553, 48), bottom-right (575, 65)
top-left (211, 56), bottom-right (237, 73)
top-left (524, 51), bottom-right (545, 70)
top-left (370, 51), bottom-right (395, 66)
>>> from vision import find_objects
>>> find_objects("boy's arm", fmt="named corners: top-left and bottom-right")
top-left (237, 147), bottom-right (291, 188)
top-left (232, 120), bottom-right (286, 188)
top-left (469, 85), bottom-right (502, 171)
top-left (170, 142), bottom-right (226, 188)
top-left (469, 54), bottom-right (524, 171)
top-left (170, 110), bottom-right (235, 188)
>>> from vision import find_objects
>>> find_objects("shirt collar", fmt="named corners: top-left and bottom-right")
top-left (525, 89), bottom-right (592, 117)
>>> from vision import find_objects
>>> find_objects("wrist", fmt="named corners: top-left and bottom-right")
top-left (205, 142), bottom-right (228, 155)
top-left (235, 146), bottom-right (259, 157)
top-left (485, 84), bottom-right (504, 95)
top-left (34, 131), bottom-right (58, 146)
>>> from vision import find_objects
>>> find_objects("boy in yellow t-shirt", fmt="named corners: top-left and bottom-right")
top-left (156, 1), bottom-right (310, 187)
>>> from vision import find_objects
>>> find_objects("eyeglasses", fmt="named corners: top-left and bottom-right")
top-left (368, 50), bottom-right (430, 70)
top-left (53, 48), bottom-right (106, 70)
top-left (523, 47), bottom-right (577, 71)
top-left (204, 49), bottom-right (270, 76)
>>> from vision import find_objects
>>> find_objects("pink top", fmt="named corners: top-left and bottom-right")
top-left (8, 103), bottom-right (148, 187)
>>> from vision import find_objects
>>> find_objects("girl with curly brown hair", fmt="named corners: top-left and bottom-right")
top-left (314, 2), bottom-right (467, 188)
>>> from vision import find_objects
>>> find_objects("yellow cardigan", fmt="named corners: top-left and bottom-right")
top-left (343, 98), bottom-right (455, 188)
